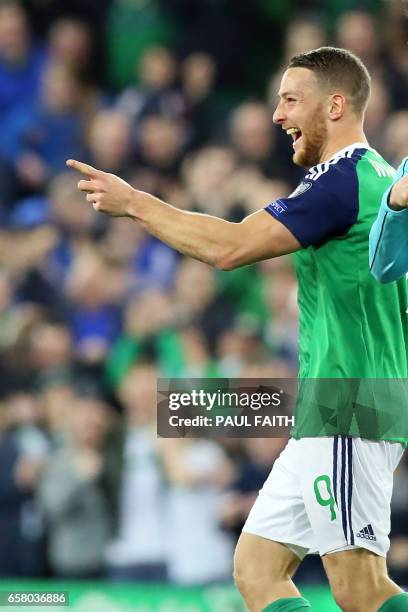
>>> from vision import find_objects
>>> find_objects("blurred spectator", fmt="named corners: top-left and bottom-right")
top-left (136, 113), bottom-right (188, 179)
top-left (104, 362), bottom-right (169, 582)
top-left (282, 15), bottom-right (327, 62)
top-left (263, 262), bottom-right (299, 368)
top-left (382, 0), bottom-right (408, 110)
top-left (99, 217), bottom-right (144, 272)
top-left (364, 77), bottom-right (391, 152)
top-left (117, 46), bottom-right (184, 127)
top-left (336, 10), bottom-right (381, 72)
top-left (105, 289), bottom-right (176, 389)
top-left (182, 145), bottom-right (237, 218)
top-left (0, 386), bottom-right (48, 577)
top-left (230, 170), bottom-right (290, 216)
top-left (38, 393), bottom-right (112, 578)
top-left (39, 381), bottom-right (76, 448)
top-left (46, 171), bottom-right (99, 284)
top-left (97, 215), bottom-right (179, 341)
top-left (181, 52), bottom-right (218, 148)
top-left (173, 258), bottom-right (234, 354)
top-left (106, 0), bottom-right (177, 90)
top-left (48, 171), bottom-right (96, 237)
top-left (105, 281), bottom-right (222, 388)
top-left (383, 111), bottom-right (408, 168)
top-left (25, 320), bottom-right (74, 387)
top-left (215, 321), bottom-right (267, 377)
top-left (0, 428), bottom-right (30, 576)
top-left (48, 17), bottom-right (94, 81)
top-left (230, 102), bottom-right (274, 175)
top-left (0, 61), bottom-right (86, 192)
top-left (86, 109), bottom-right (133, 177)
top-left (47, 18), bottom-right (104, 118)
top-left (0, 0), bottom-right (47, 124)
top-left (220, 438), bottom-right (287, 539)
top-left (65, 249), bottom-right (127, 367)
top-left (1, 197), bottom-right (65, 313)
top-left (174, 326), bottom-right (218, 377)
top-left (230, 102), bottom-right (294, 183)
top-left (5, 387), bottom-right (49, 485)
top-left (159, 436), bottom-right (235, 585)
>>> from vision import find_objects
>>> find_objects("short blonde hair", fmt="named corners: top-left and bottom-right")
top-left (289, 46), bottom-right (371, 115)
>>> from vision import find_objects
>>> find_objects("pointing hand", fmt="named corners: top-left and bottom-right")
top-left (66, 159), bottom-right (136, 217)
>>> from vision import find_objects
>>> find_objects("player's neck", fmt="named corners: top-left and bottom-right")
top-left (319, 129), bottom-right (368, 163)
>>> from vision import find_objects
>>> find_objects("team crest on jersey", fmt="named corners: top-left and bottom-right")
top-left (289, 181), bottom-right (313, 198)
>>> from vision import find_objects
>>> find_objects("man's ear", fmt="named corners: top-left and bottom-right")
top-left (328, 93), bottom-right (346, 121)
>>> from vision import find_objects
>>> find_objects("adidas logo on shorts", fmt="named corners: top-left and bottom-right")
top-left (356, 524), bottom-right (376, 541)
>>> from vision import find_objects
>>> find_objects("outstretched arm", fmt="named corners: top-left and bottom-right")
top-left (369, 158), bottom-right (408, 283)
top-left (67, 159), bottom-right (301, 270)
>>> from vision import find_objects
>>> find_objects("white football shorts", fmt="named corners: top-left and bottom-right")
top-left (243, 436), bottom-right (404, 558)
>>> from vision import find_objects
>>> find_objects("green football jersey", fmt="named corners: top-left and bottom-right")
top-left (264, 143), bottom-right (408, 441)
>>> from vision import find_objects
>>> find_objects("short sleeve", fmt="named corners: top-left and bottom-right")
top-left (264, 157), bottom-right (359, 248)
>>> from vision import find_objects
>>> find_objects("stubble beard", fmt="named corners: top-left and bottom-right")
top-left (293, 106), bottom-right (328, 168)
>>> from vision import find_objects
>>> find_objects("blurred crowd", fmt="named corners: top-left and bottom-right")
top-left (0, 0), bottom-right (407, 587)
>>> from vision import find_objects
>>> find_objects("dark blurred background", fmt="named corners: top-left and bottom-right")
top-left (0, 0), bottom-right (407, 608)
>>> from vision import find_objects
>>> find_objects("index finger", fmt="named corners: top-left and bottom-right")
top-left (66, 159), bottom-right (100, 178)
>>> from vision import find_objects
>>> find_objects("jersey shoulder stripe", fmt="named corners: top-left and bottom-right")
top-left (306, 142), bottom-right (375, 182)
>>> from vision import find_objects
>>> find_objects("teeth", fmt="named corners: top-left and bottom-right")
top-left (286, 127), bottom-right (300, 135)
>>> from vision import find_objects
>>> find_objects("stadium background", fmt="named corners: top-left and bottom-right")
top-left (0, 0), bottom-right (407, 610)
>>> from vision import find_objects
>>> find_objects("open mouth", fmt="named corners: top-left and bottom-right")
top-left (286, 127), bottom-right (302, 148)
